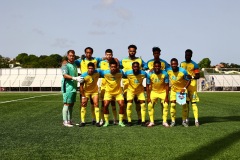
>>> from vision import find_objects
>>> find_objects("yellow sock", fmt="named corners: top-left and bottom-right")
top-left (91, 105), bottom-right (96, 120)
top-left (182, 104), bottom-right (188, 121)
top-left (81, 107), bottom-right (86, 123)
top-left (148, 102), bottom-right (154, 123)
top-left (192, 103), bottom-right (199, 121)
top-left (170, 103), bottom-right (176, 122)
top-left (162, 102), bottom-right (169, 123)
top-left (127, 103), bottom-right (132, 122)
top-left (94, 107), bottom-right (100, 123)
top-left (140, 103), bottom-right (146, 122)
top-left (104, 114), bottom-right (109, 123)
top-left (119, 114), bottom-right (124, 123)
top-left (136, 103), bottom-right (141, 120)
top-left (112, 105), bottom-right (117, 121)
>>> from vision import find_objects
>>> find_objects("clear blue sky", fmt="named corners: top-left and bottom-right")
top-left (1, 0), bottom-right (240, 65)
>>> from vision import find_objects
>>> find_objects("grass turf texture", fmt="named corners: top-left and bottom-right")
top-left (0, 92), bottom-right (240, 160)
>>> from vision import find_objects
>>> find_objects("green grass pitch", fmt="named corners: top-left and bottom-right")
top-left (0, 92), bottom-right (240, 160)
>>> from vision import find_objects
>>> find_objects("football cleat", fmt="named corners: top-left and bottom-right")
top-left (79, 123), bottom-right (86, 127)
top-left (118, 122), bottom-right (125, 127)
top-left (63, 122), bottom-right (73, 127)
top-left (92, 120), bottom-right (96, 125)
top-left (170, 122), bottom-right (176, 127)
top-left (186, 118), bottom-right (189, 125)
top-left (147, 122), bottom-right (155, 127)
top-left (100, 119), bottom-right (104, 126)
top-left (123, 119), bottom-right (128, 124)
top-left (96, 123), bottom-right (101, 127)
top-left (126, 122), bottom-right (132, 127)
top-left (182, 121), bottom-right (189, 127)
top-left (103, 122), bottom-right (109, 127)
top-left (162, 122), bottom-right (170, 128)
top-left (195, 122), bottom-right (200, 127)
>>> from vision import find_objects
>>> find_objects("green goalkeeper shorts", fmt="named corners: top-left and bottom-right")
top-left (63, 92), bottom-right (76, 104)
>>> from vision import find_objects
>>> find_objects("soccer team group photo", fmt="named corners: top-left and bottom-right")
top-left (62, 45), bottom-right (200, 128)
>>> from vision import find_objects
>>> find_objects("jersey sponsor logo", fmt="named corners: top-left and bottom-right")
top-left (154, 78), bottom-right (160, 83)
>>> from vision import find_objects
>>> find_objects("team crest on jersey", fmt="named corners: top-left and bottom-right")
top-left (134, 79), bottom-right (139, 84)
top-left (171, 76), bottom-right (177, 80)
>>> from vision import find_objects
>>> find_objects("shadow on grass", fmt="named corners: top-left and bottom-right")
top-left (176, 130), bottom-right (240, 160)
top-left (199, 116), bottom-right (240, 125)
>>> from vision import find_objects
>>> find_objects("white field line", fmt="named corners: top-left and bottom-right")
top-left (0, 94), bottom-right (60, 104)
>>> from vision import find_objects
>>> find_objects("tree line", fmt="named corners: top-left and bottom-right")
top-left (0, 53), bottom-right (239, 69)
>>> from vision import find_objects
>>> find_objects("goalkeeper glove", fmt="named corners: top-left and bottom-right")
top-left (72, 76), bottom-right (84, 83)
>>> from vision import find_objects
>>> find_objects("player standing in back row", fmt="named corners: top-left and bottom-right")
top-left (120, 44), bottom-right (147, 124)
top-left (180, 49), bottom-right (200, 127)
top-left (75, 47), bottom-right (102, 125)
top-left (99, 49), bottom-right (119, 125)
top-left (146, 47), bottom-right (170, 70)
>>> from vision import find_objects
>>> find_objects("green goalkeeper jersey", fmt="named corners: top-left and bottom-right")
top-left (61, 62), bottom-right (78, 93)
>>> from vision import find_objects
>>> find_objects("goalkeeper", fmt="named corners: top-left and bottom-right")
top-left (61, 50), bottom-right (83, 127)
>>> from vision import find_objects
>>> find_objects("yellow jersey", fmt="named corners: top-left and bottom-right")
top-left (120, 57), bottom-right (147, 72)
top-left (124, 70), bottom-right (147, 93)
top-left (146, 59), bottom-right (170, 70)
top-left (100, 69), bottom-right (124, 95)
top-left (81, 70), bottom-right (100, 93)
top-left (146, 70), bottom-right (169, 93)
top-left (166, 67), bottom-right (190, 92)
top-left (180, 60), bottom-right (200, 87)
top-left (75, 57), bottom-right (102, 74)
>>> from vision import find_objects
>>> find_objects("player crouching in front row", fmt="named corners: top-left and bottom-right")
top-left (146, 61), bottom-right (170, 127)
top-left (100, 60), bottom-right (126, 127)
top-left (79, 62), bottom-right (101, 127)
top-left (124, 62), bottom-right (148, 126)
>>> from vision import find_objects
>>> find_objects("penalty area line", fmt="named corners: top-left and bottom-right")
top-left (0, 94), bottom-right (60, 104)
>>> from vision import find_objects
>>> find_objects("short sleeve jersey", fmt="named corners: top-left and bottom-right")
top-left (75, 57), bottom-right (102, 74)
top-left (146, 70), bottom-right (169, 93)
top-left (61, 62), bottom-right (78, 93)
top-left (180, 60), bottom-right (200, 87)
top-left (81, 69), bottom-right (101, 93)
top-left (166, 67), bottom-right (189, 92)
top-left (124, 70), bottom-right (147, 93)
top-left (100, 69), bottom-right (124, 94)
top-left (120, 57), bottom-right (147, 72)
top-left (147, 59), bottom-right (170, 70)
